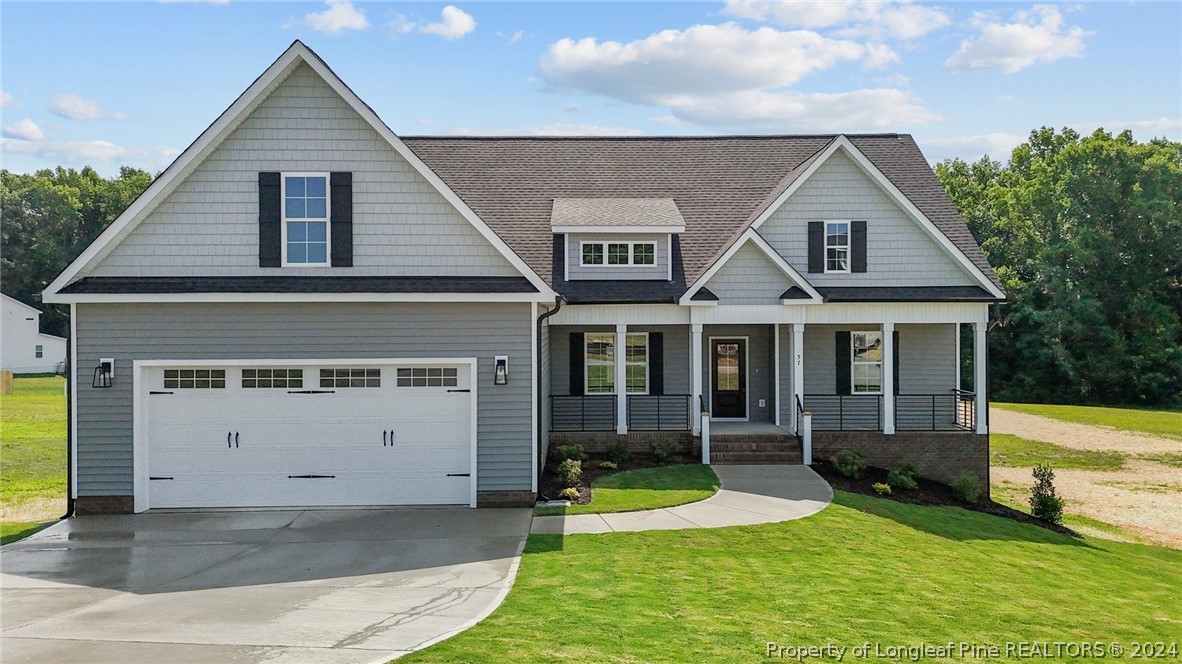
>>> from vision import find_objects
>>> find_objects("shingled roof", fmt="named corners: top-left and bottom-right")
top-left (401, 134), bottom-right (1001, 293)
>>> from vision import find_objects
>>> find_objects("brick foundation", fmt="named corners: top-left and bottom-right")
top-left (548, 431), bottom-right (696, 457)
top-left (476, 490), bottom-right (537, 508)
top-left (74, 495), bottom-right (135, 515)
top-left (812, 431), bottom-right (989, 485)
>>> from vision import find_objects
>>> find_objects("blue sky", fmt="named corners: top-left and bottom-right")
top-left (2, 1), bottom-right (1179, 175)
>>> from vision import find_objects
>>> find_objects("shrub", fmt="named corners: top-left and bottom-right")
top-left (649, 438), bottom-right (680, 463)
top-left (1030, 464), bottom-right (1064, 523)
top-left (832, 450), bottom-right (867, 479)
top-left (599, 461), bottom-right (618, 470)
top-left (557, 459), bottom-right (583, 488)
top-left (551, 443), bottom-right (586, 465)
top-left (950, 472), bottom-right (982, 504)
top-left (887, 462), bottom-right (919, 491)
top-left (558, 487), bottom-right (580, 502)
top-left (872, 482), bottom-right (892, 496)
top-left (605, 440), bottom-right (631, 465)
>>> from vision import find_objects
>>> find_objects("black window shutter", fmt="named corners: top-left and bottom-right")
top-left (569, 332), bottom-right (584, 395)
top-left (892, 329), bottom-right (900, 395)
top-left (330, 172), bottom-right (353, 267)
top-left (835, 331), bottom-right (851, 395)
top-left (258, 172), bottom-right (281, 267)
top-left (851, 220), bottom-right (867, 273)
top-left (808, 221), bottom-right (824, 273)
top-left (649, 333), bottom-right (664, 396)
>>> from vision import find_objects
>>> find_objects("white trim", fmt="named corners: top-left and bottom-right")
top-left (882, 322), bottom-right (895, 435)
top-left (43, 41), bottom-right (555, 300)
top-left (45, 292), bottom-right (555, 304)
top-left (132, 356), bottom-right (480, 512)
top-left (615, 324), bottom-right (628, 434)
top-left (680, 230), bottom-right (823, 305)
top-left (578, 240), bottom-right (658, 268)
top-left (823, 220), bottom-right (852, 274)
top-left (666, 234), bottom-right (673, 281)
top-left (530, 302), bottom-right (538, 494)
top-left (690, 323), bottom-right (703, 434)
top-left (280, 172), bottom-right (331, 268)
top-left (954, 322), bottom-right (961, 391)
top-left (748, 135), bottom-right (1004, 299)
top-left (974, 321), bottom-right (988, 434)
top-left (563, 234), bottom-right (570, 282)
top-left (707, 335), bottom-right (750, 421)
top-left (773, 324), bottom-right (781, 426)
top-left (791, 323), bottom-right (804, 430)
top-left (69, 304), bottom-right (78, 501)
top-left (551, 224), bottom-right (684, 235)
top-left (1, 293), bottom-right (45, 315)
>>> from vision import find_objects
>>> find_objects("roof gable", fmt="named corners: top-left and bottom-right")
top-left (683, 231), bottom-right (821, 305)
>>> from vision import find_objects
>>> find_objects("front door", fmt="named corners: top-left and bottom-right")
top-left (711, 339), bottom-right (747, 419)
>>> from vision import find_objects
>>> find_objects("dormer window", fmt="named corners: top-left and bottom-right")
top-left (581, 241), bottom-right (657, 267)
top-left (283, 173), bottom-right (329, 266)
top-left (825, 221), bottom-right (850, 273)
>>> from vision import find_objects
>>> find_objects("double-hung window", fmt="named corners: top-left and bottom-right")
top-left (825, 221), bottom-right (850, 273)
top-left (581, 242), bottom-right (657, 267)
top-left (584, 333), bottom-right (648, 394)
top-left (283, 174), bottom-right (329, 265)
top-left (851, 331), bottom-right (883, 394)
top-left (35, 344), bottom-right (43, 358)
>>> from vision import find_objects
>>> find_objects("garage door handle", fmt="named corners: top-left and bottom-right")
top-left (448, 389), bottom-right (470, 393)
top-left (235, 432), bottom-right (239, 448)
top-left (288, 390), bottom-right (336, 394)
top-left (228, 431), bottom-right (232, 449)
top-left (287, 474), bottom-right (336, 479)
top-left (447, 473), bottom-right (471, 477)
top-left (383, 430), bottom-right (387, 446)
top-left (149, 391), bottom-right (174, 395)
top-left (149, 476), bottom-right (174, 480)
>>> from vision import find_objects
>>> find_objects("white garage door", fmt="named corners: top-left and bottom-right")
top-left (142, 362), bottom-right (474, 509)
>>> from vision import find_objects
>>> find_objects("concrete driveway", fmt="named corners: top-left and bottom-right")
top-left (0, 508), bottom-right (531, 663)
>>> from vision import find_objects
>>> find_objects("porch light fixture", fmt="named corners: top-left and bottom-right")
top-left (92, 358), bottom-right (114, 388)
top-left (493, 356), bottom-right (508, 385)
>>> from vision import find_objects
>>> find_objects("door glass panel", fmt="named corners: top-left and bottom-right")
top-left (716, 343), bottom-right (740, 391)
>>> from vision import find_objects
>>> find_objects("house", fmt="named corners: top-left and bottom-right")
top-left (1, 293), bottom-right (67, 375)
top-left (43, 42), bottom-right (1003, 515)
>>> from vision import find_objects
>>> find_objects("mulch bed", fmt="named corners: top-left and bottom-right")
top-left (810, 459), bottom-right (1080, 537)
top-left (538, 452), bottom-right (695, 504)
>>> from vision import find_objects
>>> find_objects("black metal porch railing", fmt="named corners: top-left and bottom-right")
top-left (894, 390), bottom-right (977, 431)
top-left (550, 395), bottom-right (616, 432)
top-left (954, 389), bottom-right (977, 430)
top-left (795, 394), bottom-right (805, 437)
top-left (804, 395), bottom-right (882, 431)
top-left (627, 395), bottom-right (693, 431)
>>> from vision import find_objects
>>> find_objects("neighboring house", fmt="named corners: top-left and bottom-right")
top-left (43, 42), bottom-right (1003, 515)
top-left (1, 293), bottom-right (66, 375)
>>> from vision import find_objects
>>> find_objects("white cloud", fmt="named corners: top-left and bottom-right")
top-left (922, 133), bottom-right (1025, 161)
top-left (301, 0), bottom-right (369, 34)
top-left (509, 30), bottom-right (524, 44)
top-left (450, 123), bottom-right (644, 137)
top-left (998, 95), bottom-right (1017, 103)
top-left (668, 88), bottom-right (940, 132)
top-left (2, 118), bottom-right (44, 141)
top-left (649, 115), bottom-right (684, 126)
top-left (946, 4), bottom-right (1093, 74)
top-left (1074, 118), bottom-right (1182, 136)
top-left (49, 94), bottom-right (126, 120)
top-left (863, 43), bottom-right (901, 70)
top-left (1, 137), bottom-right (180, 171)
top-left (722, 1), bottom-right (951, 40)
top-left (420, 6), bottom-right (476, 40)
top-left (0, 90), bottom-right (18, 109)
top-left (562, 103), bottom-right (580, 113)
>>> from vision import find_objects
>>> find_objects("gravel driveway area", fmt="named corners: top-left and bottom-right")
top-left (990, 408), bottom-right (1180, 455)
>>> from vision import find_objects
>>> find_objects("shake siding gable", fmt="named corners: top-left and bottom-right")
top-left (702, 241), bottom-right (798, 305)
top-left (88, 64), bottom-right (519, 279)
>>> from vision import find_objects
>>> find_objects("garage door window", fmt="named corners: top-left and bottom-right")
top-left (164, 369), bottom-right (226, 389)
top-left (396, 367), bottom-right (458, 387)
top-left (242, 368), bottom-right (303, 389)
top-left (321, 368), bottom-right (381, 388)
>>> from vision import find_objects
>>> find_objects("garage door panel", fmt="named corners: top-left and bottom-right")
top-left (144, 363), bottom-right (474, 509)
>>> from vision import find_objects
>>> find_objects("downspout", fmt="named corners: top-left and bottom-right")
top-left (60, 311), bottom-right (75, 520)
top-left (535, 296), bottom-right (565, 499)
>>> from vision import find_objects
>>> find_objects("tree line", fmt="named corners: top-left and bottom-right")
top-left (2, 127), bottom-right (1179, 406)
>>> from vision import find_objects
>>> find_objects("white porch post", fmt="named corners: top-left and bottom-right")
top-left (974, 321), bottom-right (988, 434)
top-left (791, 323), bottom-right (805, 429)
top-left (616, 323), bottom-right (628, 434)
top-left (882, 322), bottom-right (895, 435)
top-left (691, 323), bottom-right (703, 434)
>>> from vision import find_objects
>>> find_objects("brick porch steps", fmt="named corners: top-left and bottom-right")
top-left (709, 435), bottom-right (803, 465)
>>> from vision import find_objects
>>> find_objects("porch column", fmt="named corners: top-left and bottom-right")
top-left (616, 323), bottom-right (628, 434)
top-left (691, 323), bottom-right (703, 434)
top-left (974, 321), bottom-right (988, 434)
top-left (882, 322), bottom-right (895, 435)
top-left (791, 323), bottom-right (804, 429)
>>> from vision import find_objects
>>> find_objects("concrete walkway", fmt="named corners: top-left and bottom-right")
top-left (531, 465), bottom-right (832, 535)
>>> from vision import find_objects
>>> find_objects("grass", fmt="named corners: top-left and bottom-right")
top-left (989, 433), bottom-right (1126, 470)
top-left (994, 402), bottom-right (1182, 440)
top-left (536, 465), bottom-right (718, 516)
top-left (0, 376), bottom-right (67, 516)
top-left (1, 520), bottom-right (54, 545)
top-left (1137, 452), bottom-right (1182, 468)
top-left (405, 492), bottom-right (1180, 663)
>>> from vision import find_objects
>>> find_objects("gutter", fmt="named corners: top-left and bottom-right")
top-left (535, 296), bottom-right (564, 499)
top-left (60, 314), bottom-right (75, 520)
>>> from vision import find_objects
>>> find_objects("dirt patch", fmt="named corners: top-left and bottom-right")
top-left (991, 408), bottom-right (1181, 455)
top-left (2, 497), bottom-right (67, 523)
top-left (538, 453), bottom-right (692, 505)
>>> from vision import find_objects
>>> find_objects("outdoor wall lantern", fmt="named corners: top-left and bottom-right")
top-left (92, 358), bottom-right (114, 388)
top-left (493, 356), bottom-right (509, 385)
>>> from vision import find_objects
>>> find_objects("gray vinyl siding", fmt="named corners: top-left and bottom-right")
top-left (539, 319), bottom-right (551, 461)
top-left (565, 233), bottom-right (670, 281)
top-left (548, 325), bottom-right (689, 398)
top-left (760, 150), bottom-right (978, 287)
top-left (74, 302), bottom-right (533, 496)
top-left (803, 324), bottom-right (843, 394)
top-left (89, 63), bottom-right (519, 279)
top-left (701, 325), bottom-right (774, 423)
top-left (777, 324), bottom-right (794, 426)
top-left (702, 242), bottom-right (796, 305)
top-left (897, 324), bottom-right (956, 395)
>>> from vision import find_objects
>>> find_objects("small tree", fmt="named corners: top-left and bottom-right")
top-left (1029, 464), bottom-right (1064, 523)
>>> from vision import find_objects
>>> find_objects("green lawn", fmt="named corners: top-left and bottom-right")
top-left (990, 433), bottom-right (1126, 470)
top-left (0, 376), bottom-right (67, 513)
top-left (536, 465), bottom-right (718, 516)
top-left (406, 492), bottom-right (1180, 663)
top-left (1, 520), bottom-right (54, 545)
top-left (994, 402), bottom-right (1182, 440)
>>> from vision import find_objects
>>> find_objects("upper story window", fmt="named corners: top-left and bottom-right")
top-left (581, 242), bottom-right (656, 267)
top-left (825, 221), bottom-right (850, 273)
top-left (283, 174), bottom-right (329, 266)
top-left (851, 331), bottom-right (882, 394)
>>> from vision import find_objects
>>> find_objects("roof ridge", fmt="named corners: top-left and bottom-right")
top-left (401, 133), bottom-right (905, 141)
